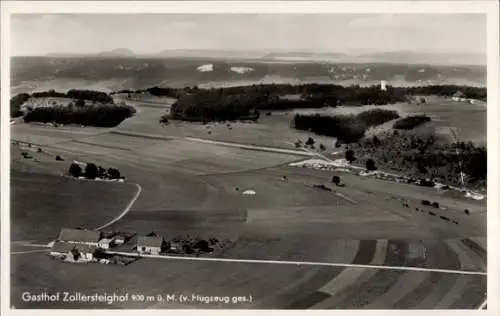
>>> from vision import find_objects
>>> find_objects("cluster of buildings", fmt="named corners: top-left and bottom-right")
top-left (49, 228), bottom-right (179, 264)
top-left (451, 91), bottom-right (476, 104)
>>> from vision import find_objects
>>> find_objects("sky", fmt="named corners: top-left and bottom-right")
top-left (10, 14), bottom-right (486, 56)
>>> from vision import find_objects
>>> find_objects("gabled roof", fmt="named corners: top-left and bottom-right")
top-left (137, 236), bottom-right (163, 248)
top-left (452, 90), bottom-right (466, 98)
top-left (58, 228), bottom-right (101, 243)
top-left (51, 242), bottom-right (96, 253)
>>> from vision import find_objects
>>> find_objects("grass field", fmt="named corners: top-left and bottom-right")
top-left (11, 170), bottom-right (137, 242)
top-left (293, 96), bottom-right (486, 145)
top-left (10, 92), bottom-right (487, 309)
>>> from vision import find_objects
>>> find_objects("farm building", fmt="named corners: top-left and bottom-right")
top-left (452, 90), bottom-right (467, 102)
top-left (57, 228), bottom-right (101, 247)
top-left (136, 236), bottom-right (165, 255)
top-left (98, 238), bottom-right (113, 249)
top-left (49, 242), bottom-right (96, 263)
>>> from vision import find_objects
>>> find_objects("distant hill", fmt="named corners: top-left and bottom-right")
top-left (153, 49), bottom-right (265, 60)
top-left (356, 51), bottom-right (486, 66)
top-left (41, 49), bottom-right (486, 66)
top-left (97, 48), bottom-right (137, 58)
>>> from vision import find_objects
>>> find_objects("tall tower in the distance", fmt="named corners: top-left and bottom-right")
top-left (380, 80), bottom-right (388, 91)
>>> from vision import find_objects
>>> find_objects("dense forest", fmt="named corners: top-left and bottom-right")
top-left (352, 131), bottom-right (487, 189)
top-left (23, 104), bottom-right (136, 127)
top-left (10, 89), bottom-right (114, 118)
top-left (393, 115), bottom-right (432, 130)
top-left (132, 83), bottom-right (485, 122)
top-left (29, 89), bottom-right (113, 103)
top-left (293, 109), bottom-right (400, 143)
top-left (169, 90), bottom-right (260, 122)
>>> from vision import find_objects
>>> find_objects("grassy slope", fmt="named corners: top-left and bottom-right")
top-left (11, 170), bottom-right (137, 242)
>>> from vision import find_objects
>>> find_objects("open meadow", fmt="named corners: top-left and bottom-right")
top-left (10, 113), bottom-right (486, 309)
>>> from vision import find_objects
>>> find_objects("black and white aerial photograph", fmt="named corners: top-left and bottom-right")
top-left (1, 1), bottom-right (499, 313)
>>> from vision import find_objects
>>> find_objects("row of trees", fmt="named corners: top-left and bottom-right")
top-left (23, 104), bottom-right (136, 127)
top-left (29, 89), bottom-right (114, 103)
top-left (69, 162), bottom-right (122, 180)
top-left (292, 109), bottom-right (400, 143)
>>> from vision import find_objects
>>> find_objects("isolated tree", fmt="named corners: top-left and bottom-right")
top-left (55, 155), bottom-right (64, 161)
top-left (366, 159), bottom-right (377, 171)
top-left (108, 168), bottom-right (121, 179)
top-left (84, 163), bottom-right (98, 179)
top-left (319, 144), bottom-right (326, 151)
top-left (68, 163), bottom-right (82, 178)
top-left (345, 150), bottom-right (356, 163)
top-left (331, 175), bottom-right (341, 186)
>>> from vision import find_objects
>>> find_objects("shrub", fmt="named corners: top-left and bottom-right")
top-left (464, 209), bottom-right (470, 215)
top-left (108, 168), bottom-right (121, 179)
top-left (55, 155), bottom-right (64, 161)
top-left (421, 200), bottom-right (431, 206)
top-left (160, 115), bottom-right (169, 124)
top-left (345, 150), bottom-right (356, 163)
top-left (366, 159), bottom-right (377, 171)
top-left (432, 202), bottom-right (440, 208)
top-left (331, 176), bottom-right (341, 186)
top-left (84, 163), bottom-right (98, 179)
top-left (305, 137), bottom-right (315, 146)
top-left (68, 163), bottom-right (82, 177)
top-left (319, 144), bottom-right (326, 151)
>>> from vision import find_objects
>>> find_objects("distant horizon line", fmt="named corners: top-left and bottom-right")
top-left (11, 48), bottom-right (487, 57)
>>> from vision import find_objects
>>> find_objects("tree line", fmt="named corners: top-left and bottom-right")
top-left (122, 83), bottom-right (485, 122)
top-left (24, 104), bottom-right (136, 127)
top-left (393, 115), bottom-right (432, 130)
top-left (10, 89), bottom-right (115, 118)
top-left (292, 109), bottom-right (400, 143)
top-left (69, 162), bottom-right (123, 180)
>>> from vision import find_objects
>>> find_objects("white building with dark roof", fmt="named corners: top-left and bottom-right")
top-left (137, 236), bottom-right (164, 255)
top-left (50, 242), bottom-right (96, 262)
